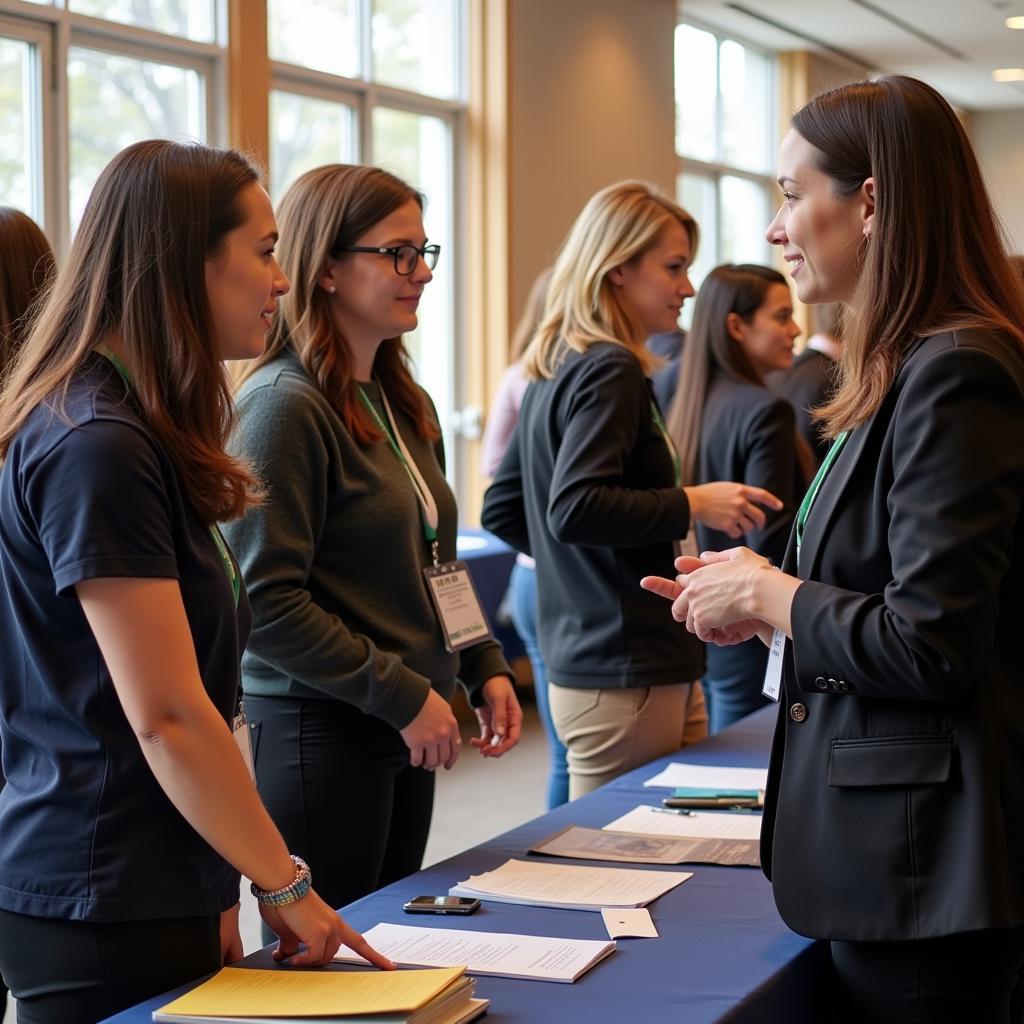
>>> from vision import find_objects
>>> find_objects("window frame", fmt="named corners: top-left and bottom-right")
top-left (267, 0), bottom-right (470, 492)
top-left (0, 0), bottom-right (227, 252)
top-left (675, 18), bottom-right (778, 274)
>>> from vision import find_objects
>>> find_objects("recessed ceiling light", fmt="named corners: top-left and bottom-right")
top-left (993, 67), bottom-right (1024, 81)
top-left (1005, 15), bottom-right (1024, 27)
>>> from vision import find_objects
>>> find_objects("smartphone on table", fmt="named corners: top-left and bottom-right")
top-left (403, 895), bottom-right (481, 915)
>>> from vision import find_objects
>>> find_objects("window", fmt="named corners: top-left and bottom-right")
top-left (267, 0), bottom-right (467, 485)
top-left (675, 23), bottom-right (777, 322)
top-left (0, 1), bottom-right (222, 249)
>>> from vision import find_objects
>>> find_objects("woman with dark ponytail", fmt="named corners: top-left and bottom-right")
top-left (659, 263), bottom-right (810, 732)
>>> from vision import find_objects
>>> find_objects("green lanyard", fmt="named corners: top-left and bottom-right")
top-left (357, 384), bottom-right (440, 560)
top-left (97, 349), bottom-right (240, 608)
top-left (650, 401), bottom-right (682, 487)
top-left (795, 430), bottom-right (849, 563)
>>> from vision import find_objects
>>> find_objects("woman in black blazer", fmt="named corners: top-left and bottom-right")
top-left (657, 264), bottom-right (809, 733)
top-left (644, 76), bottom-right (1024, 1022)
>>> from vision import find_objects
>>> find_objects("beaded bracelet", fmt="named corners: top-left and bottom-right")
top-left (250, 855), bottom-right (312, 908)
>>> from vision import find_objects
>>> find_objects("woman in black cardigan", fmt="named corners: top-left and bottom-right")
top-left (483, 181), bottom-right (780, 799)
top-left (644, 76), bottom-right (1024, 1022)
top-left (658, 264), bottom-right (810, 733)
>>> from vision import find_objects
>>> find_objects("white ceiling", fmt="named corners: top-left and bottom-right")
top-left (680, 0), bottom-right (1024, 110)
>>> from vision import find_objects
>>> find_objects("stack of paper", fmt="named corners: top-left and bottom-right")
top-left (151, 965), bottom-right (486, 1024)
top-left (643, 763), bottom-right (768, 790)
top-left (336, 922), bottom-right (615, 983)
top-left (448, 857), bottom-right (691, 911)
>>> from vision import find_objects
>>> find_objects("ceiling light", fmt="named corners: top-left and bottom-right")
top-left (993, 68), bottom-right (1024, 81)
top-left (1005, 16), bottom-right (1024, 28)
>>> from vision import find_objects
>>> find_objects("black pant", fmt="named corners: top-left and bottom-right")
top-left (831, 926), bottom-right (1024, 1024)
top-left (0, 907), bottom-right (219, 1024)
top-left (246, 694), bottom-right (435, 935)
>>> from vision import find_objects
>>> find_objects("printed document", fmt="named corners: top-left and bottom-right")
top-left (449, 858), bottom-right (691, 911)
top-left (530, 824), bottom-right (759, 868)
top-left (604, 805), bottom-right (762, 840)
top-left (643, 763), bottom-right (769, 790)
top-left (335, 922), bottom-right (615, 983)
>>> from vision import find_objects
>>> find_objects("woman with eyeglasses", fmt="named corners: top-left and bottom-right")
top-left (223, 164), bottom-right (521, 919)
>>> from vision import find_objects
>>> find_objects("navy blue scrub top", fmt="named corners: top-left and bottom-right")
top-left (0, 354), bottom-right (250, 922)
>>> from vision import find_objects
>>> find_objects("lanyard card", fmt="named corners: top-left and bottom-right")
top-left (424, 560), bottom-right (493, 653)
top-left (761, 630), bottom-right (786, 702)
top-left (232, 710), bottom-right (256, 783)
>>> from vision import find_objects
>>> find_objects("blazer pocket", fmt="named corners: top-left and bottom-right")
top-left (827, 734), bottom-right (952, 787)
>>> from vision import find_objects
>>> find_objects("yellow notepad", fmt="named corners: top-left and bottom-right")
top-left (155, 966), bottom-right (465, 1018)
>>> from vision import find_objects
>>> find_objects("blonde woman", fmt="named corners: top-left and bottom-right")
top-left (482, 181), bottom-right (781, 798)
top-left (223, 165), bottom-right (520, 920)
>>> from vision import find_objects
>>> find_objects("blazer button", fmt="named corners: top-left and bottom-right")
top-left (790, 702), bottom-right (807, 722)
top-left (814, 676), bottom-right (828, 690)
top-left (828, 677), bottom-right (838, 690)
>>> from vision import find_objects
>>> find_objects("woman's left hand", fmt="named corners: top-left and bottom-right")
top-left (471, 676), bottom-right (523, 757)
top-left (220, 902), bottom-right (244, 964)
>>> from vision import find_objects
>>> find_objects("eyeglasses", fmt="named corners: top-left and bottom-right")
top-left (334, 243), bottom-right (441, 275)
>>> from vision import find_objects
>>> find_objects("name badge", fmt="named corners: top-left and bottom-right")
top-left (424, 560), bottom-right (493, 653)
top-left (761, 630), bottom-right (785, 702)
top-left (232, 710), bottom-right (256, 783)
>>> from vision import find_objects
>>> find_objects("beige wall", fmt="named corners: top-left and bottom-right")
top-left (507, 0), bottom-right (677, 339)
top-left (971, 109), bottom-right (1024, 257)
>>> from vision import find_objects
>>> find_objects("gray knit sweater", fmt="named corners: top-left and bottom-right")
top-left (223, 350), bottom-right (512, 730)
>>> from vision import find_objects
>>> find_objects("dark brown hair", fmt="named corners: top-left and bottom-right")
top-left (241, 164), bottom-right (439, 445)
top-left (792, 76), bottom-right (1024, 437)
top-left (0, 207), bottom-right (54, 376)
top-left (0, 140), bottom-right (262, 523)
top-left (667, 263), bottom-right (813, 486)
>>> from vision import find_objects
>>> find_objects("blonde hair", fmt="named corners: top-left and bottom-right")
top-left (523, 181), bottom-right (698, 380)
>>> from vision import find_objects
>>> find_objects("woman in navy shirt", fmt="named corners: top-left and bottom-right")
top-left (0, 140), bottom-right (389, 1024)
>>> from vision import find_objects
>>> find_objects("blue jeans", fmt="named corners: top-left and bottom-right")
top-left (508, 562), bottom-right (569, 808)
top-left (704, 636), bottom-right (772, 734)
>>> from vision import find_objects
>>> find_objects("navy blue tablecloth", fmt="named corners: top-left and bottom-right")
top-left (102, 706), bottom-right (827, 1024)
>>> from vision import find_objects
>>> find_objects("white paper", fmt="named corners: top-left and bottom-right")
top-left (603, 805), bottom-right (762, 840)
top-left (449, 858), bottom-right (691, 911)
top-left (642, 762), bottom-right (769, 790)
top-left (600, 907), bottom-right (658, 939)
top-left (334, 922), bottom-right (616, 984)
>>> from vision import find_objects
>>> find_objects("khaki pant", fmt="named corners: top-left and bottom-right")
top-left (549, 680), bottom-right (707, 800)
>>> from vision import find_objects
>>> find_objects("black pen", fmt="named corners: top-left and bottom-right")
top-left (652, 806), bottom-right (693, 816)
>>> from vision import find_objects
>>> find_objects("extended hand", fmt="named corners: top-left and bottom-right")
top-left (471, 675), bottom-right (522, 757)
top-left (399, 688), bottom-right (461, 770)
top-left (261, 890), bottom-right (395, 969)
top-left (684, 482), bottom-right (783, 539)
top-left (641, 552), bottom-right (772, 645)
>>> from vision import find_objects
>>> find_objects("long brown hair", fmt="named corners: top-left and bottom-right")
top-left (0, 207), bottom-right (54, 376)
top-left (792, 75), bottom-right (1024, 438)
top-left (667, 263), bottom-right (814, 486)
top-left (240, 164), bottom-right (439, 445)
top-left (0, 140), bottom-right (261, 524)
top-left (524, 181), bottom-right (698, 380)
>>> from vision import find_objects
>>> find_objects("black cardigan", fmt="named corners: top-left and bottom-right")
top-left (482, 341), bottom-right (704, 688)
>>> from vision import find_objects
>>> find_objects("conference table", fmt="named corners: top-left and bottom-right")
top-left (103, 706), bottom-right (829, 1024)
